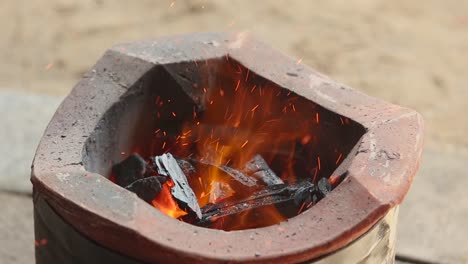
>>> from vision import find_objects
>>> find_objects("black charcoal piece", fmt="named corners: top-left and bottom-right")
top-left (154, 153), bottom-right (202, 219)
top-left (112, 153), bottom-right (147, 187)
top-left (243, 155), bottom-right (284, 186)
top-left (317, 178), bottom-right (332, 196)
top-left (125, 177), bottom-right (162, 203)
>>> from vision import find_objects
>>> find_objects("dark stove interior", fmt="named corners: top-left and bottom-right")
top-left (83, 57), bottom-right (365, 230)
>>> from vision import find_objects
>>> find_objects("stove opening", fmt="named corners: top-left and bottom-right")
top-left (83, 58), bottom-right (365, 231)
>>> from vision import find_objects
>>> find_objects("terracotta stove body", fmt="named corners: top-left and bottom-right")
top-left (31, 32), bottom-right (424, 263)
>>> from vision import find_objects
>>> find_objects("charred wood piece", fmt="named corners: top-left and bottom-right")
top-left (154, 153), bottom-right (202, 219)
top-left (192, 181), bottom-right (314, 227)
top-left (243, 155), bottom-right (284, 186)
top-left (190, 159), bottom-right (258, 187)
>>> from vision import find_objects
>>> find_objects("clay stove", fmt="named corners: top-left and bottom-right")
top-left (31, 32), bottom-right (424, 263)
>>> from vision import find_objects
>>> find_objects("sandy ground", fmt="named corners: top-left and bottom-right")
top-left (1, 0), bottom-right (468, 153)
top-left (1, 1), bottom-right (468, 263)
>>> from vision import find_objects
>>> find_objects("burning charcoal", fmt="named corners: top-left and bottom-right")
top-left (154, 153), bottom-right (202, 219)
top-left (209, 181), bottom-right (235, 203)
top-left (125, 176), bottom-right (162, 203)
top-left (317, 178), bottom-right (332, 196)
top-left (112, 153), bottom-right (146, 187)
top-left (192, 181), bottom-right (314, 228)
top-left (243, 155), bottom-right (284, 186)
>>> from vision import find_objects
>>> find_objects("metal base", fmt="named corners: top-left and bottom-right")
top-left (309, 207), bottom-right (398, 264)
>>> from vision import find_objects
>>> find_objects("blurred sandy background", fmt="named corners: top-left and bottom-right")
top-left (2, 0), bottom-right (468, 153)
top-left (1, 0), bottom-right (468, 263)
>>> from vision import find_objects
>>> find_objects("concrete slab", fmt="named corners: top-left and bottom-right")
top-left (0, 192), bottom-right (34, 264)
top-left (0, 90), bottom-right (63, 193)
top-left (397, 148), bottom-right (468, 264)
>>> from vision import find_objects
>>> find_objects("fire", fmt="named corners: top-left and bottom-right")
top-left (147, 59), bottom-right (325, 230)
top-left (152, 180), bottom-right (187, 219)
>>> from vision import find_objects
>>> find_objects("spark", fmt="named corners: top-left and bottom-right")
top-left (172, 112), bottom-right (177, 117)
top-left (45, 63), bottom-right (54, 70)
top-left (154, 129), bottom-right (161, 134)
top-left (328, 176), bottom-right (338, 185)
top-left (292, 104), bottom-right (296, 112)
top-left (224, 159), bottom-right (232, 166)
top-left (315, 112), bottom-right (320, 124)
top-left (197, 177), bottom-right (202, 188)
top-left (306, 201), bottom-right (313, 208)
top-left (183, 130), bottom-right (192, 135)
top-left (120, 151), bottom-right (126, 155)
top-left (194, 60), bottom-right (198, 67)
top-left (250, 85), bottom-right (256, 93)
top-left (219, 89), bottom-right (225, 96)
top-left (224, 106), bottom-right (230, 119)
top-left (245, 69), bottom-right (250, 82)
top-left (169, 1), bottom-right (175, 8)
top-left (182, 143), bottom-right (189, 146)
top-left (225, 53), bottom-right (229, 61)
top-left (192, 83), bottom-right (198, 89)
top-left (297, 202), bottom-right (306, 214)
top-left (301, 134), bottom-right (311, 145)
top-left (340, 117), bottom-right (344, 125)
top-left (241, 140), bottom-right (249, 148)
top-left (235, 80), bottom-right (241, 91)
top-left (317, 156), bottom-right (321, 170)
top-left (236, 64), bottom-right (242, 74)
top-left (163, 131), bottom-right (167, 136)
top-left (162, 141), bottom-right (166, 149)
top-left (312, 168), bottom-right (318, 182)
top-left (296, 58), bottom-right (302, 65)
top-left (251, 104), bottom-right (259, 112)
top-left (203, 87), bottom-right (207, 93)
top-left (287, 91), bottom-right (292, 96)
top-left (210, 100), bottom-right (214, 105)
top-left (335, 153), bottom-right (343, 165)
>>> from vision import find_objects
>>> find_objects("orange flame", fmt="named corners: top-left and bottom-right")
top-left (152, 180), bottom-right (188, 219)
top-left (149, 60), bottom-right (321, 230)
